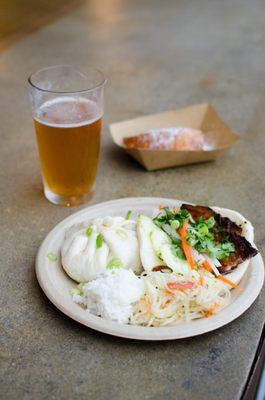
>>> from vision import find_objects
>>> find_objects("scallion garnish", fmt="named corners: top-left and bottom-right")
top-left (125, 210), bottom-right (132, 220)
top-left (86, 227), bottom-right (93, 237)
top-left (153, 207), bottom-right (235, 261)
top-left (96, 233), bottom-right (104, 248)
top-left (47, 252), bottom-right (57, 261)
top-left (107, 257), bottom-right (123, 269)
top-left (187, 217), bottom-right (235, 259)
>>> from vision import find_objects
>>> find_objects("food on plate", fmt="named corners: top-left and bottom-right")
top-left (137, 214), bottom-right (191, 275)
top-left (72, 268), bottom-right (144, 324)
top-left (180, 204), bottom-right (258, 275)
top-left (61, 203), bottom-right (258, 327)
top-left (61, 216), bottom-right (141, 282)
top-left (123, 127), bottom-right (211, 151)
top-left (137, 215), bottom-right (168, 271)
top-left (130, 270), bottom-right (231, 326)
top-left (93, 216), bottom-right (142, 274)
top-left (61, 225), bottom-right (109, 282)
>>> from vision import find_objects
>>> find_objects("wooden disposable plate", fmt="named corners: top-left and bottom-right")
top-left (36, 197), bottom-right (264, 340)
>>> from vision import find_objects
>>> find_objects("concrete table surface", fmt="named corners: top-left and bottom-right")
top-left (1, 0), bottom-right (265, 399)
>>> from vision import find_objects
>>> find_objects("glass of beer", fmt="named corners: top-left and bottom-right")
top-left (28, 65), bottom-right (106, 206)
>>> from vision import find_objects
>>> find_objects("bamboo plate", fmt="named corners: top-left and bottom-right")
top-left (36, 197), bottom-right (264, 340)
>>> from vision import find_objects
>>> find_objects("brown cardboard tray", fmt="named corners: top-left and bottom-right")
top-left (109, 103), bottom-right (240, 171)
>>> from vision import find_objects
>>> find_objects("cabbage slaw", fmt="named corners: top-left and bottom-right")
top-left (130, 269), bottom-right (231, 327)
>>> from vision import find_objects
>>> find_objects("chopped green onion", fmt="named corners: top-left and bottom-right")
top-left (86, 227), bottom-right (93, 237)
top-left (107, 257), bottom-right (123, 269)
top-left (70, 282), bottom-right (87, 296)
top-left (198, 224), bottom-right (209, 236)
top-left (69, 288), bottom-right (82, 296)
top-left (125, 210), bottom-right (132, 220)
top-left (77, 282), bottom-right (86, 290)
top-left (170, 220), bottom-right (180, 230)
top-left (96, 233), bottom-right (104, 248)
top-left (187, 216), bottom-right (235, 259)
top-left (47, 252), bottom-right (57, 261)
top-left (153, 206), bottom-right (235, 262)
top-left (71, 282), bottom-right (87, 296)
top-left (206, 217), bottom-right (215, 229)
top-left (153, 208), bottom-right (189, 229)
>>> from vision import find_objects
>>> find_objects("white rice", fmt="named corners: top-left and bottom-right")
top-left (73, 269), bottom-right (144, 324)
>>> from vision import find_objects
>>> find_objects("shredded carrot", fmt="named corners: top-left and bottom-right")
top-left (203, 260), bottom-right (213, 272)
top-left (158, 204), bottom-right (164, 210)
top-left (203, 260), bottom-right (240, 289)
top-left (203, 309), bottom-right (213, 317)
top-left (182, 241), bottom-right (195, 269)
top-left (217, 275), bottom-right (240, 289)
top-left (203, 308), bottom-right (215, 317)
top-left (167, 281), bottom-right (194, 291)
top-left (203, 301), bottom-right (220, 317)
top-left (139, 298), bottom-right (152, 316)
top-left (198, 276), bottom-right (204, 286)
top-left (162, 299), bottom-right (171, 309)
top-left (179, 219), bottom-right (188, 240)
top-left (179, 220), bottom-right (195, 269)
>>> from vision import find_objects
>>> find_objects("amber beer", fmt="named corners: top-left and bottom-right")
top-left (29, 65), bottom-right (106, 205)
top-left (34, 97), bottom-right (102, 203)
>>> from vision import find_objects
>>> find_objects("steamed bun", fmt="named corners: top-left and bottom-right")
top-left (61, 225), bottom-right (109, 282)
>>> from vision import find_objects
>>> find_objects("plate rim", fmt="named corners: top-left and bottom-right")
top-left (35, 197), bottom-right (265, 340)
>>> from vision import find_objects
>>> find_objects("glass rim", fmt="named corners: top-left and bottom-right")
top-left (28, 64), bottom-right (107, 94)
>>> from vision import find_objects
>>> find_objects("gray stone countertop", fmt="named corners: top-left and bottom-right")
top-left (0, 0), bottom-right (264, 399)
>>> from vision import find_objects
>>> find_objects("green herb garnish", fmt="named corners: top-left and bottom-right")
top-left (70, 282), bottom-right (86, 296)
top-left (77, 282), bottom-right (86, 290)
top-left (69, 288), bottom-right (82, 296)
top-left (153, 208), bottom-right (190, 260)
top-left (96, 233), bottom-right (104, 248)
top-left (153, 207), bottom-right (235, 261)
top-left (187, 217), bottom-right (235, 259)
top-left (153, 207), bottom-right (190, 229)
top-left (125, 210), bottom-right (132, 220)
top-left (47, 252), bottom-right (57, 261)
top-left (86, 227), bottom-right (93, 237)
top-left (170, 220), bottom-right (180, 230)
top-left (107, 257), bottom-right (123, 269)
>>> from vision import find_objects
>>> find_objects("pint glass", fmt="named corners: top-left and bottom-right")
top-left (28, 65), bottom-right (106, 206)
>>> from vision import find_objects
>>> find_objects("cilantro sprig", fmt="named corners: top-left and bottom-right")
top-left (187, 216), bottom-right (235, 259)
top-left (153, 207), bottom-right (190, 230)
top-left (153, 207), bottom-right (190, 258)
top-left (153, 207), bottom-right (235, 261)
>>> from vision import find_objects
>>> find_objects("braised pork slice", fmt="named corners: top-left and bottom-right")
top-left (180, 204), bottom-right (258, 273)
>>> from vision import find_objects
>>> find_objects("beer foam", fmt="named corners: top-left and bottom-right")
top-left (35, 96), bottom-right (102, 128)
